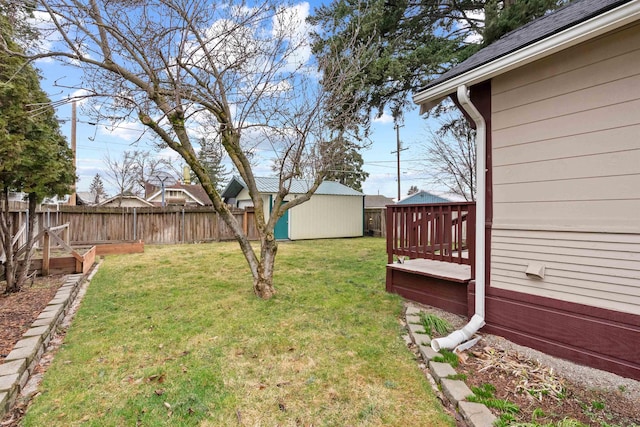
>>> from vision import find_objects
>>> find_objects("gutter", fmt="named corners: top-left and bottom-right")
top-left (431, 85), bottom-right (486, 352)
top-left (414, 0), bottom-right (640, 112)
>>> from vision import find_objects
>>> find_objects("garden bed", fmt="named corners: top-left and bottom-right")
top-left (410, 303), bottom-right (640, 426)
top-left (0, 276), bottom-right (65, 364)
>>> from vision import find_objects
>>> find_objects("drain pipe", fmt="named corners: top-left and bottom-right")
top-left (431, 84), bottom-right (486, 352)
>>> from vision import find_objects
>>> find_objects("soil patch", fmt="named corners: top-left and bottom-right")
top-left (411, 303), bottom-right (640, 426)
top-left (0, 275), bottom-right (65, 363)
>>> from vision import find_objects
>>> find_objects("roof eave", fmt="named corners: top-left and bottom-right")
top-left (413, 1), bottom-right (640, 109)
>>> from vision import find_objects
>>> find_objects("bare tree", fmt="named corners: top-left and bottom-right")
top-left (132, 150), bottom-right (178, 194)
top-left (407, 185), bottom-right (419, 196)
top-left (8, 0), bottom-right (367, 298)
top-left (103, 151), bottom-right (138, 201)
top-left (423, 113), bottom-right (476, 201)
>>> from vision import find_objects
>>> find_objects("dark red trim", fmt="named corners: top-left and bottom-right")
top-left (470, 81), bottom-right (493, 295)
top-left (387, 266), bottom-right (469, 316)
top-left (469, 283), bottom-right (640, 380)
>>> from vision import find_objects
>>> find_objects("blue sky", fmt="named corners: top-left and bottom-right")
top-left (34, 1), bottom-right (441, 200)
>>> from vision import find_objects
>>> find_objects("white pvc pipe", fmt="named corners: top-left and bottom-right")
top-left (431, 84), bottom-right (487, 352)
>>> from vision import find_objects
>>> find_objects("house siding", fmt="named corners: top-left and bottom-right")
top-left (289, 194), bottom-right (363, 240)
top-left (490, 22), bottom-right (640, 315)
top-left (234, 189), bottom-right (270, 220)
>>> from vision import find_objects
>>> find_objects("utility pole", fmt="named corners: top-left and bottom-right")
top-left (68, 100), bottom-right (77, 205)
top-left (391, 123), bottom-right (407, 201)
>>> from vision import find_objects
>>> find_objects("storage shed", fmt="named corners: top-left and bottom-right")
top-left (222, 176), bottom-right (364, 240)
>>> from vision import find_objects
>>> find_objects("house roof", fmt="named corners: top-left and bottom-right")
top-left (414, 0), bottom-right (639, 110)
top-left (396, 191), bottom-right (450, 205)
top-left (364, 195), bottom-right (394, 208)
top-left (76, 191), bottom-right (106, 205)
top-left (170, 184), bottom-right (213, 205)
top-left (98, 195), bottom-right (154, 207)
top-left (222, 176), bottom-right (364, 199)
top-left (146, 183), bottom-right (214, 206)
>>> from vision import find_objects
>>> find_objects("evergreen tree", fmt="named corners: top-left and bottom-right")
top-left (196, 138), bottom-right (229, 192)
top-left (324, 144), bottom-right (369, 192)
top-left (483, 0), bottom-right (564, 45)
top-left (89, 173), bottom-right (107, 203)
top-left (309, 0), bottom-right (568, 126)
top-left (0, 9), bottom-right (75, 293)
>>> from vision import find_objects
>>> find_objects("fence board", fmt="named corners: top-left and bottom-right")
top-left (364, 208), bottom-right (386, 237)
top-left (8, 205), bottom-right (258, 245)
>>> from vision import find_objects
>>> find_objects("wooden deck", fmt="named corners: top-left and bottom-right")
top-left (386, 258), bottom-right (472, 316)
top-left (388, 258), bottom-right (471, 283)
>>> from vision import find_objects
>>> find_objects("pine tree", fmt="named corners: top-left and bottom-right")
top-left (89, 174), bottom-right (107, 203)
top-left (309, 0), bottom-right (568, 125)
top-left (320, 135), bottom-right (369, 192)
top-left (196, 138), bottom-right (229, 192)
top-left (0, 10), bottom-right (75, 293)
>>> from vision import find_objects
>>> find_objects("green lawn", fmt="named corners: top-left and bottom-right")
top-left (23, 238), bottom-right (454, 426)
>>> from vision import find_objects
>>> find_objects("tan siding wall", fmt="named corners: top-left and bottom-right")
top-left (491, 228), bottom-right (640, 315)
top-left (490, 23), bottom-right (640, 314)
top-left (290, 195), bottom-right (363, 240)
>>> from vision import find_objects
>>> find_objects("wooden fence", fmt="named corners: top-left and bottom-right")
top-left (8, 204), bottom-right (260, 245)
top-left (364, 208), bottom-right (387, 238)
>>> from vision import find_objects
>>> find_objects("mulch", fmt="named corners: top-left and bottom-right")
top-left (455, 345), bottom-right (640, 426)
top-left (0, 276), bottom-right (65, 363)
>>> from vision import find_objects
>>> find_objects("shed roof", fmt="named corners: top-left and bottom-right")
top-left (364, 195), bottom-right (394, 208)
top-left (396, 191), bottom-right (450, 205)
top-left (414, 0), bottom-right (638, 109)
top-left (222, 176), bottom-right (363, 199)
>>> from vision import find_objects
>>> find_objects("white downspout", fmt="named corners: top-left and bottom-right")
top-left (431, 84), bottom-right (487, 352)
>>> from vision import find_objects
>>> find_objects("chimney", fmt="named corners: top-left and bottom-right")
top-left (183, 165), bottom-right (191, 185)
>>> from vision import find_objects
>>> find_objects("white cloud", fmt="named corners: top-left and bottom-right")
top-left (273, 2), bottom-right (313, 71)
top-left (97, 121), bottom-right (145, 142)
top-left (372, 112), bottom-right (394, 124)
top-left (461, 9), bottom-right (485, 44)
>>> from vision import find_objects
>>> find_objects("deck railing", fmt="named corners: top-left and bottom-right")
top-left (386, 202), bottom-right (476, 271)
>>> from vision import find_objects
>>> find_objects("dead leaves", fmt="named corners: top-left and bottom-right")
top-left (462, 346), bottom-right (566, 402)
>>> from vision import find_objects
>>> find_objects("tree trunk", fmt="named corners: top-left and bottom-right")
top-left (253, 235), bottom-right (278, 299)
top-left (13, 194), bottom-right (37, 290)
top-left (0, 189), bottom-right (17, 294)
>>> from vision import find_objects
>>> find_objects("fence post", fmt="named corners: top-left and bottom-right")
top-left (182, 209), bottom-right (185, 243)
top-left (42, 230), bottom-right (50, 276)
top-left (25, 209), bottom-right (29, 248)
top-left (133, 208), bottom-right (137, 240)
top-left (63, 224), bottom-right (70, 245)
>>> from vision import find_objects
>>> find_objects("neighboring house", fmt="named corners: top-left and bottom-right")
top-left (364, 195), bottom-right (394, 209)
top-left (146, 183), bottom-right (213, 207)
top-left (222, 176), bottom-right (364, 240)
top-left (387, 0), bottom-right (640, 380)
top-left (76, 191), bottom-right (107, 206)
top-left (98, 195), bottom-right (154, 208)
top-left (396, 191), bottom-right (450, 205)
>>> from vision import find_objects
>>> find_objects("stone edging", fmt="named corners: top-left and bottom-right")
top-left (404, 304), bottom-right (497, 427)
top-left (0, 273), bottom-right (85, 419)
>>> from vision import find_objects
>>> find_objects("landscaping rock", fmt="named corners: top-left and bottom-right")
top-left (441, 378), bottom-right (473, 403)
top-left (458, 401), bottom-right (497, 427)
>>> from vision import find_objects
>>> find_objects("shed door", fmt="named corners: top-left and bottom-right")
top-left (274, 207), bottom-right (289, 240)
